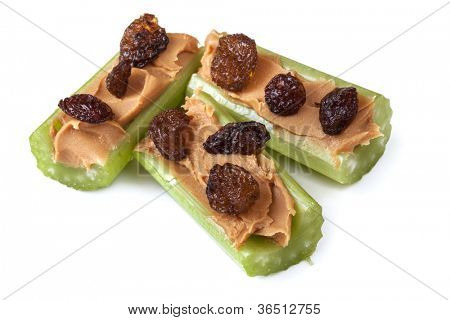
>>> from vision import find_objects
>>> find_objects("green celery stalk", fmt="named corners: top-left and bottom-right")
top-left (134, 92), bottom-right (323, 276)
top-left (30, 50), bottom-right (203, 190)
top-left (187, 47), bottom-right (392, 184)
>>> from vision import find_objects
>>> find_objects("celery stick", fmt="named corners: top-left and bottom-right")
top-left (187, 47), bottom-right (392, 184)
top-left (30, 50), bottom-right (203, 190)
top-left (134, 92), bottom-right (323, 276)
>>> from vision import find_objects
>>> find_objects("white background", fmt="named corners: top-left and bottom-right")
top-left (0, 0), bottom-right (449, 319)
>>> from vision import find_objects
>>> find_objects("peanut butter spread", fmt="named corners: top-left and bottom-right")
top-left (52, 115), bottom-right (127, 169)
top-left (198, 31), bottom-right (381, 157)
top-left (52, 33), bottom-right (199, 169)
top-left (137, 97), bottom-right (296, 248)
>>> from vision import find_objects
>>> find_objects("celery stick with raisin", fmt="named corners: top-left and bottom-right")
top-left (134, 92), bottom-right (323, 276)
top-left (188, 31), bottom-right (392, 184)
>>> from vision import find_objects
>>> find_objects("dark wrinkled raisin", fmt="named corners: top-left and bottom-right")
top-left (264, 73), bottom-right (306, 116)
top-left (211, 33), bottom-right (257, 92)
top-left (319, 87), bottom-right (358, 135)
top-left (58, 94), bottom-right (114, 124)
top-left (206, 163), bottom-right (260, 215)
top-left (148, 109), bottom-right (191, 161)
top-left (203, 121), bottom-right (270, 155)
top-left (120, 13), bottom-right (169, 68)
top-left (106, 60), bottom-right (132, 98)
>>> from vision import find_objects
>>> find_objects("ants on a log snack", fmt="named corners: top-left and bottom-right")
top-left (30, 13), bottom-right (200, 189)
top-left (190, 30), bottom-right (391, 184)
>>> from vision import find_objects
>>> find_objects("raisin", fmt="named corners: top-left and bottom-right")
top-left (106, 60), bottom-right (132, 98)
top-left (319, 87), bottom-right (358, 135)
top-left (148, 109), bottom-right (191, 161)
top-left (203, 121), bottom-right (270, 155)
top-left (58, 94), bottom-right (114, 124)
top-left (206, 163), bottom-right (260, 215)
top-left (211, 33), bottom-right (257, 92)
top-left (264, 73), bottom-right (306, 116)
top-left (120, 13), bottom-right (169, 68)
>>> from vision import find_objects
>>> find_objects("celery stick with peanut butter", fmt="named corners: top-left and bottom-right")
top-left (30, 13), bottom-right (201, 190)
top-left (134, 93), bottom-right (323, 276)
top-left (188, 31), bottom-right (393, 184)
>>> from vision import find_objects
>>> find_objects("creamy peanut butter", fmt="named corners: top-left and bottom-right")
top-left (52, 33), bottom-right (199, 169)
top-left (52, 114), bottom-right (127, 169)
top-left (137, 98), bottom-right (296, 248)
top-left (198, 31), bottom-right (381, 157)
